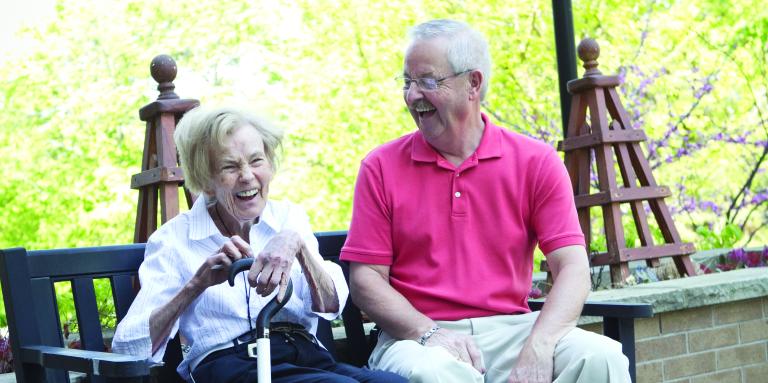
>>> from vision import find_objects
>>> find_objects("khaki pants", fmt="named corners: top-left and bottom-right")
top-left (368, 312), bottom-right (630, 383)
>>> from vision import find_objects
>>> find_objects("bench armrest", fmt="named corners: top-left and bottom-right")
top-left (580, 301), bottom-right (653, 318)
top-left (528, 300), bottom-right (653, 318)
top-left (20, 345), bottom-right (155, 378)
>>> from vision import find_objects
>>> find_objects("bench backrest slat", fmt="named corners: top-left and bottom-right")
top-left (31, 276), bottom-right (73, 383)
top-left (71, 278), bottom-right (106, 352)
top-left (111, 274), bottom-right (137, 323)
top-left (314, 232), bottom-right (346, 358)
top-left (30, 277), bottom-right (64, 348)
top-left (314, 231), bottom-right (372, 366)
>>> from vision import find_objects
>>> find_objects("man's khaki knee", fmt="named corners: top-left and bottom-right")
top-left (408, 353), bottom-right (483, 383)
top-left (370, 334), bottom-right (483, 383)
top-left (554, 328), bottom-right (630, 382)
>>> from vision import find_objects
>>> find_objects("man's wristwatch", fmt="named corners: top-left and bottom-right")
top-left (417, 326), bottom-right (441, 345)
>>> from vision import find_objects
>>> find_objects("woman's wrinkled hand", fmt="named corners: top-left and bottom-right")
top-left (192, 235), bottom-right (253, 291)
top-left (247, 230), bottom-right (301, 299)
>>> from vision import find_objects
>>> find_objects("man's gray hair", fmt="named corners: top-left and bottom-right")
top-left (408, 19), bottom-right (492, 100)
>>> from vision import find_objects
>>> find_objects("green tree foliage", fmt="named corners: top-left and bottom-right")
top-left (0, 0), bottom-right (766, 326)
top-left (2, 0), bottom-right (763, 246)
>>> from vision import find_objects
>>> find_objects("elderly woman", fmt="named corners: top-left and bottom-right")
top-left (112, 107), bottom-right (405, 383)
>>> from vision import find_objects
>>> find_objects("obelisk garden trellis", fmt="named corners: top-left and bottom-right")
top-left (132, 55), bottom-right (198, 243)
top-left (559, 38), bottom-right (697, 284)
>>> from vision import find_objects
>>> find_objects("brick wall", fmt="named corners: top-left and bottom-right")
top-left (581, 297), bottom-right (768, 383)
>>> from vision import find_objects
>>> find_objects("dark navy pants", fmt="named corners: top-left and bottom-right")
top-left (191, 330), bottom-right (406, 383)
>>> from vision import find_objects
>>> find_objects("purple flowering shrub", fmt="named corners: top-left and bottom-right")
top-left (698, 247), bottom-right (768, 274)
top-left (0, 331), bottom-right (12, 373)
top-left (528, 287), bottom-right (544, 299)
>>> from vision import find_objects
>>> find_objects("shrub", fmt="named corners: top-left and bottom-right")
top-left (0, 330), bottom-right (12, 373)
top-left (699, 246), bottom-right (768, 273)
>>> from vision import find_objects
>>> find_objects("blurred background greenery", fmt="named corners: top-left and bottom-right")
top-left (1, 0), bottom-right (766, 327)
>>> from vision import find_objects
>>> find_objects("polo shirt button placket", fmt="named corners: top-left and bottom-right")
top-left (451, 169), bottom-right (467, 216)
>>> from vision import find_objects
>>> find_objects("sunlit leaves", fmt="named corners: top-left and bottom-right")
top-left (0, 0), bottom-right (766, 248)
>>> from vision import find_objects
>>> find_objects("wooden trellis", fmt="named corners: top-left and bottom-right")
top-left (559, 38), bottom-right (697, 284)
top-left (132, 55), bottom-right (199, 243)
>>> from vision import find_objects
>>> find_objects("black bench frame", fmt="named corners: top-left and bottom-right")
top-left (0, 231), bottom-right (653, 382)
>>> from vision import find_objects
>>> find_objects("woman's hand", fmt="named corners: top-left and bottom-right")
top-left (247, 230), bottom-right (301, 298)
top-left (151, 236), bottom-right (252, 354)
top-left (191, 235), bottom-right (253, 292)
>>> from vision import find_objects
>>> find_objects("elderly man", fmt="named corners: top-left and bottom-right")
top-left (340, 20), bottom-right (630, 383)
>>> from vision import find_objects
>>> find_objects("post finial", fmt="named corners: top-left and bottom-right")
top-left (150, 54), bottom-right (179, 100)
top-left (577, 38), bottom-right (601, 77)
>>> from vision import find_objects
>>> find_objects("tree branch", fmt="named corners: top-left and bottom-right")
top-left (745, 222), bottom-right (767, 245)
top-left (739, 199), bottom-right (767, 233)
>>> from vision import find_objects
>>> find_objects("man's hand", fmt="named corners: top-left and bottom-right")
top-left (424, 327), bottom-right (486, 374)
top-left (507, 341), bottom-right (554, 383)
top-left (505, 245), bottom-right (589, 382)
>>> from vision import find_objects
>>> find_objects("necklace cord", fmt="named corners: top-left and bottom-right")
top-left (214, 203), bottom-right (253, 333)
top-left (243, 273), bottom-right (253, 333)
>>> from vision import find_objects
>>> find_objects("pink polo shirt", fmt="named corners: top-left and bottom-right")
top-left (341, 114), bottom-right (585, 320)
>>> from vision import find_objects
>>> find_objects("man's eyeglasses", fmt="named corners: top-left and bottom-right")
top-left (398, 69), bottom-right (474, 92)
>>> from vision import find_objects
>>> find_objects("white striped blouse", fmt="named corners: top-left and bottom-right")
top-left (111, 195), bottom-right (348, 379)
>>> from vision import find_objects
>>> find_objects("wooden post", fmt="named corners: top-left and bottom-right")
top-left (132, 55), bottom-right (199, 243)
top-left (558, 39), bottom-right (697, 285)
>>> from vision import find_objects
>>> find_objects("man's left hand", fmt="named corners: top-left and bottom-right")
top-left (507, 341), bottom-right (554, 383)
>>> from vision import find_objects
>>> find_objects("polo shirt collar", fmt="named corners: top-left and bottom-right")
top-left (475, 113), bottom-right (503, 159)
top-left (411, 113), bottom-right (502, 163)
top-left (189, 195), bottom-right (279, 240)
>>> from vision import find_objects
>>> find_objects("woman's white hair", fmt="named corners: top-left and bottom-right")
top-left (173, 106), bottom-right (283, 195)
top-left (408, 19), bottom-right (492, 100)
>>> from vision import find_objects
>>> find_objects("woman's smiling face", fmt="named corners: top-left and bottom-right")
top-left (207, 124), bottom-right (273, 223)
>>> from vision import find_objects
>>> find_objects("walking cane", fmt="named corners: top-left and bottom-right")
top-left (228, 258), bottom-right (293, 383)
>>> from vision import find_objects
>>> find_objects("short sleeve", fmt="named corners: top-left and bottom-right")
top-left (530, 148), bottom-right (586, 255)
top-left (340, 159), bottom-right (393, 265)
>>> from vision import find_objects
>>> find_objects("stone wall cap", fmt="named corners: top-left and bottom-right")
top-left (577, 267), bottom-right (767, 324)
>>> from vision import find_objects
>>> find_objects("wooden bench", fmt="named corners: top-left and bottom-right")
top-left (0, 231), bottom-right (653, 382)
